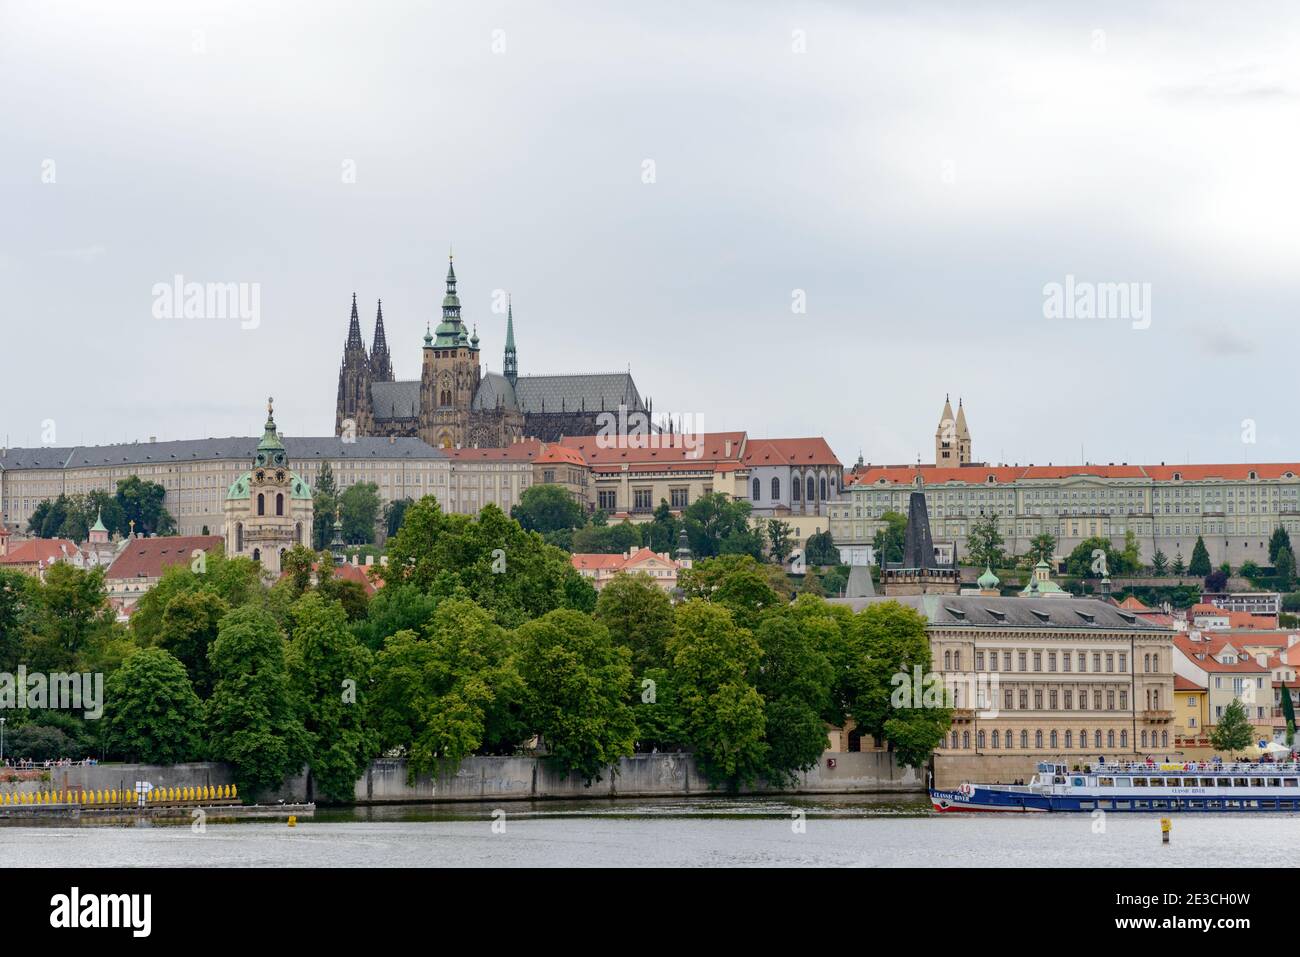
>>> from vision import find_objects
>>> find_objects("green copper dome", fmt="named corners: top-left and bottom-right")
top-left (977, 565), bottom-right (1000, 590)
top-left (90, 510), bottom-right (107, 533)
top-left (225, 470), bottom-right (311, 501)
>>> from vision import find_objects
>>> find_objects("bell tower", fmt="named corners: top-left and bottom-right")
top-left (419, 253), bottom-right (482, 448)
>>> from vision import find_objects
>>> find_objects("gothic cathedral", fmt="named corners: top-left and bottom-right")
top-left (335, 256), bottom-right (651, 448)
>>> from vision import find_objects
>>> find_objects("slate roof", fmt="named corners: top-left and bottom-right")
top-left (0, 448), bottom-right (76, 470)
top-left (471, 372), bottom-right (517, 412)
top-left (513, 373), bottom-right (642, 415)
top-left (1, 435), bottom-right (445, 470)
top-left (846, 463), bottom-right (1300, 487)
top-left (829, 595), bottom-right (1171, 631)
top-left (370, 381), bottom-right (422, 421)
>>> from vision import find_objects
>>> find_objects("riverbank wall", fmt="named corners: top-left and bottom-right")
top-left (352, 751), bottom-right (922, 804)
top-left (3, 753), bottom-right (925, 805)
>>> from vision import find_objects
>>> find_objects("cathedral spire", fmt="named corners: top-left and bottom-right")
top-left (503, 295), bottom-right (518, 386)
top-left (346, 292), bottom-right (365, 351)
top-left (434, 252), bottom-right (467, 347)
top-left (370, 299), bottom-right (393, 381)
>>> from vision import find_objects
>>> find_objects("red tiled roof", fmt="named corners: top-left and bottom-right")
top-left (571, 548), bottom-right (677, 574)
top-left (742, 437), bottom-right (841, 468)
top-left (444, 439), bottom-right (545, 462)
top-left (1118, 596), bottom-right (1151, 611)
top-left (0, 538), bottom-right (81, 566)
top-left (105, 536), bottom-right (223, 580)
top-left (843, 462), bottom-right (1300, 486)
top-left (279, 560), bottom-right (380, 595)
top-left (1173, 634), bottom-right (1269, 672)
top-left (1174, 675), bottom-right (1205, 692)
top-left (559, 432), bottom-right (747, 466)
top-left (534, 445), bottom-right (587, 466)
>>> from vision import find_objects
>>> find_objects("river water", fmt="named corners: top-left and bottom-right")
top-left (2, 795), bottom-right (1298, 866)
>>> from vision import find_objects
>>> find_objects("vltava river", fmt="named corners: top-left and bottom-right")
top-left (4, 795), bottom-right (1299, 866)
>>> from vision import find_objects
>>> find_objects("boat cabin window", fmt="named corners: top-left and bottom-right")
top-left (1234, 778), bottom-right (1249, 787)
top-left (1286, 779), bottom-right (1299, 788)
top-left (1116, 777), bottom-right (1131, 787)
top-left (1269, 778), bottom-right (1282, 788)
top-left (1098, 777), bottom-right (1114, 787)
top-left (1250, 778), bottom-right (1265, 787)
top-left (1200, 778), bottom-right (1215, 787)
top-left (1216, 778), bottom-right (1232, 787)
top-left (1132, 777), bottom-right (1147, 787)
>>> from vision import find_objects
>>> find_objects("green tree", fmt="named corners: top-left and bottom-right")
top-left (678, 554), bottom-right (784, 631)
top-left (847, 600), bottom-right (949, 768)
top-left (966, 514), bottom-right (1006, 570)
top-left (156, 589), bottom-right (228, 697)
top-left (350, 582), bottom-right (440, 652)
top-left (644, 500), bottom-right (679, 554)
top-left (594, 572), bottom-right (676, 673)
top-left (753, 610), bottom-right (834, 786)
top-left (511, 484), bottom-right (585, 535)
top-left (1188, 536), bottom-right (1211, 577)
top-left (1064, 537), bottom-right (1120, 578)
top-left (23, 563), bottom-right (114, 671)
top-left (384, 498), bottom-right (595, 627)
top-left (339, 482), bottom-right (382, 544)
top-left (1276, 546), bottom-right (1296, 592)
top-left (765, 519), bottom-right (795, 565)
top-left (669, 601), bottom-right (766, 787)
top-left (805, 529), bottom-right (838, 566)
top-left (872, 511), bottom-right (907, 566)
top-left (1270, 527), bottom-right (1293, 567)
top-left (1119, 530), bottom-right (1142, 575)
top-left (115, 475), bottom-right (176, 535)
top-left (0, 569), bottom-right (31, 671)
top-left (383, 497), bottom-right (414, 538)
top-left (205, 606), bottom-right (309, 798)
top-left (371, 599), bottom-right (524, 780)
top-left (1024, 535), bottom-right (1055, 564)
top-left (1171, 553), bottom-right (1186, 576)
top-left (1151, 549), bottom-right (1168, 576)
top-left (682, 492), bottom-right (758, 559)
top-left (286, 592), bottom-right (377, 803)
top-left (1210, 699), bottom-right (1255, 754)
top-left (514, 609), bottom-right (636, 784)
top-left (1280, 684), bottom-right (1297, 746)
top-left (312, 462), bottom-right (339, 549)
top-left (103, 648), bottom-right (204, 763)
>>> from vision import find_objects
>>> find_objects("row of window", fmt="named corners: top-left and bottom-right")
top-left (751, 475), bottom-right (832, 502)
top-left (946, 650), bottom-right (1162, 674)
top-left (946, 728), bottom-right (1169, 750)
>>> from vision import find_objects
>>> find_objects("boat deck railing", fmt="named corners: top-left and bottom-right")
top-left (1085, 761), bottom-right (1300, 775)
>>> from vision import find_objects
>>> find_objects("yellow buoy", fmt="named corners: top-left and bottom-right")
top-left (1161, 817), bottom-right (1172, 844)
top-left (287, 815), bottom-right (297, 827)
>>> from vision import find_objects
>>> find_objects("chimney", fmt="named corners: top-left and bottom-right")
top-left (724, 439), bottom-right (732, 457)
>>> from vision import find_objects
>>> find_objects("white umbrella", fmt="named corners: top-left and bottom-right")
top-left (1264, 741), bottom-right (1293, 756)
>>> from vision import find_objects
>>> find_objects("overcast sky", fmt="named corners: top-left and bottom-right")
top-left (4, 1), bottom-right (1299, 468)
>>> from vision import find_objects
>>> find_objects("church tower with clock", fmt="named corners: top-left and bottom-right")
top-left (223, 398), bottom-right (314, 576)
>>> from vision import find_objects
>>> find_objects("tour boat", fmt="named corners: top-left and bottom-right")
top-left (930, 760), bottom-right (1300, 813)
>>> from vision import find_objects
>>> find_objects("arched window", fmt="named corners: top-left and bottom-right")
top-left (771, 477), bottom-right (781, 499)
top-left (1035, 730), bottom-right (1043, 748)
top-left (792, 477), bottom-right (802, 501)
top-left (1107, 730), bottom-right (1115, 748)
top-left (1141, 730), bottom-right (1148, 748)
top-left (1050, 730), bottom-right (1058, 748)
top-left (806, 477), bottom-right (815, 501)
top-left (992, 730), bottom-right (1000, 748)
top-left (950, 731), bottom-right (958, 749)
top-left (1064, 730), bottom-right (1072, 749)
top-left (752, 478), bottom-right (760, 500)
top-left (1120, 730), bottom-right (1127, 748)
top-left (257, 493), bottom-right (265, 516)
top-left (820, 476), bottom-right (827, 500)
top-left (276, 493), bottom-right (284, 516)
top-left (1020, 730), bottom-right (1029, 749)
top-left (252, 547), bottom-right (261, 562)
top-left (1161, 730), bottom-right (1168, 748)
top-left (944, 650), bottom-right (952, 669)
top-left (1094, 730), bottom-right (1102, 748)
top-left (960, 731), bottom-right (968, 749)
top-left (1080, 729), bottom-right (1087, 749)
top-left (977, 730), bottom-right (986, 749)
top-left (235, 522), bottom-right (243, 552)
top-left (296, 522), bottom-right (303, 545)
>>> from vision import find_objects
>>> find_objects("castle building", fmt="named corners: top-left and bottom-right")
top-left (222, 399), bottom-right (314, 576)
top-left (831, 396), bottom-right (1300, 569)
top-left (335, 256), bottom-right (649, 449)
